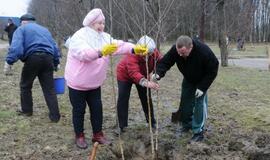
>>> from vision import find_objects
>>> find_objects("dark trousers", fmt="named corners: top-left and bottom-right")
top-left (20, 52), bottom-right (60, 119)
top-left (8, 38), bottom-right (12, 45)
top-left (180, 79), bottom-right (208, 134)
top-left (68, 87), bottom-right (102, 135)
top-left (117, 80), bottom-right (156, 128)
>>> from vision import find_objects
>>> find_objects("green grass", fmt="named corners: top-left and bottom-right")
top-left (210, 66), bottom-right (270, 131)
top-left (0, 110), bottom-right (15, 119)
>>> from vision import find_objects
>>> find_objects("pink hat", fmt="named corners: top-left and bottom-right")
top-left (82, 8), bottom-right (105, 26)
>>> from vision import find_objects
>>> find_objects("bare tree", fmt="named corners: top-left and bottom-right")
top-left (27, 0), bottom-right (269, 48)
top-left (217, 0), bottom-right (228, 66)
top-left (199, 0), bottom-right (207, 42)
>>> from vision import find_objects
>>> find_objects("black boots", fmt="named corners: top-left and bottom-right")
top-left (190, 131), bottom-right (204, 142)
top-left (16, 110), bottom-right (33, 117)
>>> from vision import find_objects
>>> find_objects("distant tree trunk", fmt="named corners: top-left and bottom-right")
top-left (217, 0), bottom-right (228, 66)
top-left (121, 10), bottom-right (127, 40)
top-left (90, 0), bottom-right (95, 9)
top-left (0, 33), bottom-right (4, 40)
top-left (199, 0), bottom-right (206, 42)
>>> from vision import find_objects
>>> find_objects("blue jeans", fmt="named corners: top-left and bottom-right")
top-left (68, 87), bottom-right (102, 135)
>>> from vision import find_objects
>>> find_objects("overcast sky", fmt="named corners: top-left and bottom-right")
top-left (0, 0), bottom-right (31, 17)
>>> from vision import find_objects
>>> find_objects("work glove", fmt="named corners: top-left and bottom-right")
top-left (139, 78), bottom-right (159, 90)
top-left (3, 62), bottom-right (12, 76)
top-left (54, 64), bottom-right (60, 72)
top-left (133, 45), bottom-right (148, 56)
top-left (101, 43), bottom-right (118, 56)
top-left (151, 74), bottom-right (160, 82)
top-left (195, 89), bottom-right (203, 98)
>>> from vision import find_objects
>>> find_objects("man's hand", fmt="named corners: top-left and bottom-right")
top-left (101, 43), bottom-right (118, 56)
top-left (195, 89), bottom-right (203, 98)
top-left (133, 45), bottom-right (148, 56)
top-left (54, 64), bottom-right (60, 72)
top-left (145, 81), bottom-right (159, 90)
top-left (151, 74), bottom-right (160, 82)
top-left (4, 62), bottom-right (12, 76)
top-left (139, 78), bottom-right (159, 90)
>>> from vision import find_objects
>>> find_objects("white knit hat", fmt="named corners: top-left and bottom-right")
top-left (137, 35), bottom-right (156, 53)
top-left (82, 8), bottom-right (105, 27)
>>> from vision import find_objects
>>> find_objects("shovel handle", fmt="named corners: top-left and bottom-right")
top-left (89, 142), bottom-right (99, 160)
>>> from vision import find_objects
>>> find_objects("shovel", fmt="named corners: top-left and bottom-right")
top-left (89, 142), bottom-right (99, 160)
top-left (171, 108), bottom-right (181, 123)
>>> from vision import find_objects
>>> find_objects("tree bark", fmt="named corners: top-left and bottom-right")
top-left (217, 0), bottom-right (228, 67)
top-left (90, 0), bottom-right (95, 9)
top-left (199, 0), bottom-right (206, 42)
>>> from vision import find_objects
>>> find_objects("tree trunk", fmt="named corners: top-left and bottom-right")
top-left (90, 0), bottom-right (95, 9)
top-left (217, 0), bottom-right (228, 67)
top-left (199, 0), bottom-right (206, 42)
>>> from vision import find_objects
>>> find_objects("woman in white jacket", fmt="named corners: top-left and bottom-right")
top-left (65, 8), bottom-right (147, 149)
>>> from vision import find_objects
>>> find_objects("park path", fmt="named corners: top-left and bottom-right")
top-left (228, 58), bottom-right (269, 70)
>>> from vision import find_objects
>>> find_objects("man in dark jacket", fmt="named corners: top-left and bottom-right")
top-left (4, 18), bottom-right (17, 45)
top-left (4, 13), bottom-right (61, 122)
top-left (152, 35), bottom-right (219, 142)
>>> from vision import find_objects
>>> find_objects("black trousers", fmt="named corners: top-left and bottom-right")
top-left (117, 80), bottom-right (156, 128)
top-left (20, 52), bottom-right (60, 120)
top-left (8, 37), bottom-right (12, 45)
top-left (68, 87), bottom-right (102, 135)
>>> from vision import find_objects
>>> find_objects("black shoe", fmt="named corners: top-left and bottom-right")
top-left (190, 132), bottom-right (204, 142)
top-left (16, 110), bottom-right (32, 117)
top-left (113, 127), bottom-right (126, 136)
top-left (50, 118), bottom-right (60, 123)
top-left (49, 114), bottom-right (60, 123)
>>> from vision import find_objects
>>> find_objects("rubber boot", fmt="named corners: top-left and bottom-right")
top-left (92, 131), bottom-right (111, 145)
top-left (75, 133), bottom-right (88, 149)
